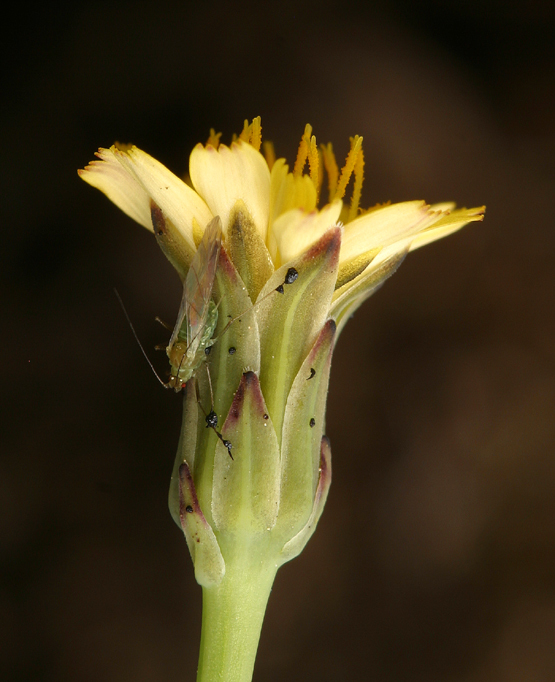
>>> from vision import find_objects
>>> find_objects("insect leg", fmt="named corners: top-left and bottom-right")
top-left (199, 364), bottom-right (233, 459)
top-left (154, 316), bottom-right (173, 331)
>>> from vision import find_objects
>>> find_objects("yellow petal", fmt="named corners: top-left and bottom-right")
top-left (269, 158), bottom-right (317, 224)
top-left (189, 141), bottom-right (271, 240)
top-left (409, 205), bottom-right (485, 251)
top-left (79, 147), bottom-right (153, 230)
top-left (113, 146), bottom-right (212, 250)
top-left (271, 201), bottom-right (343, 267)
top-left (331, 240), bottom-right (410, 334)
top-left (341, 201), bottom-right (447, 263)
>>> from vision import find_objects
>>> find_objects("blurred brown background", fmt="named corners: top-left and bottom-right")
top-left (2, 0), bottom-right (555, 680)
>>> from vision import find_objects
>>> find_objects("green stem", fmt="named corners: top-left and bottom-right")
top-left (196, 550), bottom-right (278, 682)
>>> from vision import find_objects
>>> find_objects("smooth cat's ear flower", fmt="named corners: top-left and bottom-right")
top-left (80, 117), bottom-right (484, 570)
top-left (80, 118), bottom-right (484, 682)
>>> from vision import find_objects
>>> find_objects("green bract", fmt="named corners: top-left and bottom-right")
top-left (165, 210), bottom-right (338, 585)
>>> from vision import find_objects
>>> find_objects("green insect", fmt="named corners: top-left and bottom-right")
top-left (117, 214), bottom-right (299, 458)
top-left (165, 216), bottom-right (299, 393)
top-left (166, 216), bottom-right (222, 392)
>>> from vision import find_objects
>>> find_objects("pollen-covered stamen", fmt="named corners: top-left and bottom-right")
top-left (293, 124), bottom-right (310, 176)
top-left (293, 124), bottom-right (320, 201)
top-left (206, 128), bottom-right (222, 148)
top-left (238, 116), bottom-right (262, 151)
top-left (348, 141), bottom-right (365, 222)
top-left (320, 142), bottom-right (340, 203)
top-left (333, 135), bottom-right (364, 212)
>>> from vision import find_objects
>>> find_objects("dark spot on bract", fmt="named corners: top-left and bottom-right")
top-left (206, 411), bottom-right (218, 428)
top-left (223, 440), bottom-right (233, 459)
top-left (307, 367), bottom-right (316, 380)
top-left (309, 418), bottom-right (316, 428)
top-left (205, 346), bottom-right (212, 355)
top-left (263, 413), bottom-right (269, 420)
top-left (275, 284), bottom-right (284, 294)
top-left (185, 505), bottom-right (193, 513)
top-left (228, 346), bottom-right (236, 355)
top-left (285, 267), bottom-right (299, 284)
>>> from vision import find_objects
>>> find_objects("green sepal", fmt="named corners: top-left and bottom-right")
top-left (227, 199), bottom-right (275, 303)
top-left (335, 247), bottom-right (380, 290)
top-left (276, 319), bottom-right (335, 537)
top-left (280, 436), bottom-right (332, 564)
top-left (212, 372), bottom-right (281, 534)
top-left (169, 378), bottom-right (199, 528)
top-left (256, 227), bottom-right (341, 444)
top-left (193, 245), bottom-right (261, 514)
top-left (150, 200), bottom-right (194, 280)
top-left (332, 247), bottom-right (408, 337)
top-left (178, 461), bottom-right (225, 587)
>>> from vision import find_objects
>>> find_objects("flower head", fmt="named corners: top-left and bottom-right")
top-left (80, 118), bottom-right (484, 583)
top-left (80, 119), bottom-right (484, 331)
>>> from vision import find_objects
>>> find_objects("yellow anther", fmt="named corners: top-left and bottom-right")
top-left (263, 140), bottom-right (276, 170)
top-left (320, 143), bottom-right (339, 202)
top-left (238, 119), bottom-right (250, 141)
top-left (347, 143), bottom-right (364, 222)
top-left (293, 124), bottom-right (312, 177)
top-left (317, 147), bottom-right (324, 202)
top-left (293, 124), bottom-right (320, 198)
top-left (206, 129), bottom-right (222, 148)
top-left (334, 135), bottom-right (363, 203)
top-left (307, 134), bottom-right (320, 201)
top-left (238, 117), bottom-right (262, 151)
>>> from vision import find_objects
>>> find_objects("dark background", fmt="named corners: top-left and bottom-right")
top-left (3, 1), bottom-right (555, 680)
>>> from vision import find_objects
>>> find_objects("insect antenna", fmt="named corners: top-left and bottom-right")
top-left (114, 289), bottom-right (168, 388)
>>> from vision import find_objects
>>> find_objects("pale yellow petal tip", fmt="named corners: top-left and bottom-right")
top-left (409, 204), bottom-right (486, 251)
top-left (78, 145), bottom-right (137, 179)
top-left (78, 145), bottom-right (159, 231)
top-left (78, 147), bottom-right (110, 175)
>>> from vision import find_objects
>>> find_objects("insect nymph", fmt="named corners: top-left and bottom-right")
top-left (166, 216), bottom-right (222, 392)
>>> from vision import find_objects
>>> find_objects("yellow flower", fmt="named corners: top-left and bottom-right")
top-left (79, 118), bottom-right (484, 336)
top-left (80, 119), bottom-right (485, 681)
top-left (80, 119), bottom-right (484, 567)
